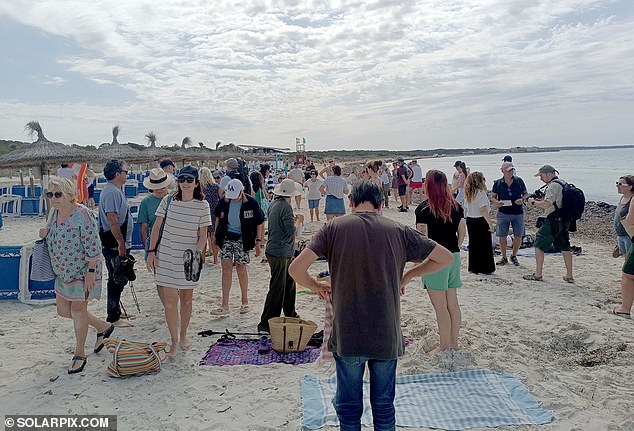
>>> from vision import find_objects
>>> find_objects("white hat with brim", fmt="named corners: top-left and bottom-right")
top-left (273, 179), bottom-right (303, 197)
top-left (143, 168), bottom-right (174, 190)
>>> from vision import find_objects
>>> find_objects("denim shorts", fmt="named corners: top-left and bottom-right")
top-left (308, 198), bottom-right (320, 209)
top-left (325, 195), bottom-right (345, 215)
top-left (496, 212), bottom-right (525, 237)
top-left (618, 235), bottom-right (632, 256)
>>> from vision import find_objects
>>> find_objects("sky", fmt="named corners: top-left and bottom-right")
top-left (0, 0), bottom-right (633, 151)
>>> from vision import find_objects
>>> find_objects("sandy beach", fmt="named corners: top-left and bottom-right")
top-left (0, 197), bottom-right (633, 431)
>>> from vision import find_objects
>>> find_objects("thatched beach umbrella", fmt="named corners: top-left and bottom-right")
top-left (0, 121), bottom-right (98, 195)
top-left (173, 136), bottom-right (216, 166)
top-left (96, 126), bottom-right (145, 163)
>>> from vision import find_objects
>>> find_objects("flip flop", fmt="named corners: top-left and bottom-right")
top-left (211, 307), bottom-right (229, 317)
top-left (239, 304), bottom-right (252, 314)
top-left (94, 324), bottom-right (115, 353)
top-left (562, 276), bottom-right (575, 284)
top-left (523, 273), bottom-right (543, 281)
top-left (608, 307), bottom-right (631, 319)
top-left (190, 250), bottom-right (203, 282)
top-left (68, 355), bottom-right (87, 374)
top-left (183, 249), bottom-right (193, 281)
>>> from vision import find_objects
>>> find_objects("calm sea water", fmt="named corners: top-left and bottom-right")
top-left (413, 147), bottom-right (632, 204)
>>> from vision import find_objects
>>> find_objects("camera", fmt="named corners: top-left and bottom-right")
top-left (526, 189), bottom-right (544, 200)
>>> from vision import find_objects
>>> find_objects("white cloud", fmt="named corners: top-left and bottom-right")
top-left (0, 0), bottom-right (633, 150)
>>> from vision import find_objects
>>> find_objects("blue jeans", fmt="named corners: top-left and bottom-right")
top-left (333, 353), bottom-right (397, 431)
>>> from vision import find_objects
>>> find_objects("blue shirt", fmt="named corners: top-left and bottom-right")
top-left (492, 177), bottom-right (527, 215)
top-left (227, 200), bottom-right (242, 234)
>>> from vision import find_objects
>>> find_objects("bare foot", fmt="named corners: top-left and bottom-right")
top-left (112, 319), bottom-right (134, 328)
top-left (427, 346), bottom-right (447, 356)
top-left (180, 338), bottom-right (192, 351)
top-left (166, 343), bottom-right (179, 360)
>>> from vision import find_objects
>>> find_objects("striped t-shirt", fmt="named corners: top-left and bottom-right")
top-left (153, 196), bottom-right (211, 289)
top-left (323, 176), bottom-right (348, 199)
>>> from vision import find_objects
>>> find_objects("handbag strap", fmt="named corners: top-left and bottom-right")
top-left (156, 195), bottom-right (173, 249)
top-left (112, 339), bottom-right (124, 371)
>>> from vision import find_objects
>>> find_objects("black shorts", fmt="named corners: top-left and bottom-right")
top-left (398, 184), bottom-right (407, 197)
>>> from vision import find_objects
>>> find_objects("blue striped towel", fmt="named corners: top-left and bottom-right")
top-left (301, 369), bottom-right (553, 430)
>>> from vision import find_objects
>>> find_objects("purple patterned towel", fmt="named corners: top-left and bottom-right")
top-left (200, 337), bottom-right (321, 366)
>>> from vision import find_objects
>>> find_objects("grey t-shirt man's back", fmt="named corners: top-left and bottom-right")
top-left (266, 198), bottom-right (296, 257)
top-left (308, 212), bottom-right (437, 359)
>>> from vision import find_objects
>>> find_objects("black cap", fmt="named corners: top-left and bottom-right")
top-left (178, 165), bottom-right (199, 179)
top-left (453, 160), bottom-right (462, 167)
top-left (502, 155), bottom-right (512, 162)
top-left (160, 159), bottom-right (175, 169)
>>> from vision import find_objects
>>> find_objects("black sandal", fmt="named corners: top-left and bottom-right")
top-left (94, 324), bottom-right (115, 353)
top-left (68, 355), bottom-right (87, 374)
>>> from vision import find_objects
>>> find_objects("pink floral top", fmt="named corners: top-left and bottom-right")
top-left (47, 204), bottom-right (102, 285)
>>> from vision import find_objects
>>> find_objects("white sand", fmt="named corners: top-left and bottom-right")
top-left (1, 201), bottom-right (633, 430)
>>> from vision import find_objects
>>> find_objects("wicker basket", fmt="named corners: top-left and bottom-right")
top-left (269, 317), bottom-right (318, 353)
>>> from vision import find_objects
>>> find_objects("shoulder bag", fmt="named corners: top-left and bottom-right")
top-left (30, 209), bottom-right (57, 282)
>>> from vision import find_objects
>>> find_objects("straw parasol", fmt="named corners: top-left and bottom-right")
top-left (173, 136), bottom-right (216, 167)
top-left (0, 121), bottom-right (96, 169)
top-left (96, 126), bottom-right (145, 163)
top-left (0, 121), bottom-right (98, 195)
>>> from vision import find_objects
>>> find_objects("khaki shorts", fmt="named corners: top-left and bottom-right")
top-left (534, 217), bottom-right (570, 252)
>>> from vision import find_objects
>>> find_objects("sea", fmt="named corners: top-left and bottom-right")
top-left (413, 147), bottom-right (632, 204)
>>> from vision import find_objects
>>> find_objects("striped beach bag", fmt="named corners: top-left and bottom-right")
top-left (103, 339), bottom-right (168, 378)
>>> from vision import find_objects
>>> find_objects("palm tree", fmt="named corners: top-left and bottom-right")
top-left (181, 136), bottom-right (192, 149)
top-left (112, 125), bottom-right (120, 145)
top-left (145, 131), bottom-right (158, 147)
top-left (24, 121), bottom-right (48, 143)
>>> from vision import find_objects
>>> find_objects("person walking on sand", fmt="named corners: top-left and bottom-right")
top-left (608, 190), bottom-right (634, 318)
top-left (289, 180), bottom-right (452, 431)
top-left (138, 168), bottom-right (173, 260)
top-left (212, 179), bottom-right (265, 316)
top-left (146, 166), bottom-right (211, 358)
top-left (40, 177), bottom-right (114, 374)
top-left (305, 170), bottom-right (324, 222)
top-left (288, 162), bottom-right (305, 209)
top-left (490, 161), bottom-right (527, 266)
top-left (257, 179), bottom-right (303, 334)
top-left (464, 172), bottom-right (495, 274)
top-left (415, 170), bottom-right (466, 354)
top-left (321, 165), bottom-right (349, 221)
top-left (395, 156), bottom-right (409, 212)
top-left (99, 159), bottom-right (134, 328)
top-left (523, 165), bottom-right (574, 283)
top-left (614, 175), bottom-right (634, 256)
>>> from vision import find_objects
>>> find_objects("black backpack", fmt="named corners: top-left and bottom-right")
top-left (552, 179), bottom-right (585, 221)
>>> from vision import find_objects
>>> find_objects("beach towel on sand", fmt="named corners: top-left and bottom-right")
top-left (200, 337), bottom-right (320, 366)
top-left (301, 369), bottom-right (553, 430)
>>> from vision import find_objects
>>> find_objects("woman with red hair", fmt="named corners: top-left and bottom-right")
top-left (414, 170), bottom-right (466, 354)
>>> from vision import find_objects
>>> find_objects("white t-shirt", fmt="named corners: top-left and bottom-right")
top-left (463, 190), bottom-right (491, 218)
top-left (410, 164), bottom-right (423, 182)
top-left (288, 168), bottom-right (304, 183)
top-left (306, 179), bottom-right (324, 200)
top-left (57, 167), bottom-right (77, 181)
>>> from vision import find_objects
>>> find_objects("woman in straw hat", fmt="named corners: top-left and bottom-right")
top-left (139, 168), bottom-right (174, 260)
top-left (257, 179), bottom-right (303, 334)
top-left (38, 177), bottom-right (113, 374)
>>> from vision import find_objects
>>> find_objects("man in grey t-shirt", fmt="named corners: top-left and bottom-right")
top-left (290, 180), bottom-right (452, 431)
top-left (99, 159), bottom-right (134, 326)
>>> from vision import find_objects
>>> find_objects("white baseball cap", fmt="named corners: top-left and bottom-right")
top-left (224, 179), bottom-right (244, 199)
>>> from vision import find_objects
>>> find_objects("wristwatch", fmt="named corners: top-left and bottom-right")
top-left (88, 268), bottom-right (96, 273)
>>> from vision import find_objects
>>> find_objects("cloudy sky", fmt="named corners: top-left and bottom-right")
top-left (0, 0), bottom-right (633, 151)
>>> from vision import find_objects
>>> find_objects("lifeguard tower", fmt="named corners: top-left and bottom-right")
top-left (295, 137), bottom-right (307, 165)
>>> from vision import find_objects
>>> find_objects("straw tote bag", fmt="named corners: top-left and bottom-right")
top-left (30, 209), bottom-right (57, 282)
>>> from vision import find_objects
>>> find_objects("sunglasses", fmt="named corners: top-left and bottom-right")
top-left (46, 191), bottom-right (63, 199)
top-left (616, 182), bottom-right (627, 186)
top-left (214, 176), bottom-right (221, 180)
top-left (178, 177), bottom-right (196, 183)
top-left (119, 170), bottom-right (128, 175)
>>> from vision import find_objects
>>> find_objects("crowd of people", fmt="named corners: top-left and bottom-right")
top-left (38, 154), bottom-right (633, 430)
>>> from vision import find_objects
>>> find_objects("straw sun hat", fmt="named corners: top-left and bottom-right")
top-left (273, 179), bottom-right (303, 197)
top-left (143, 168), bottom-right (174, 190)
